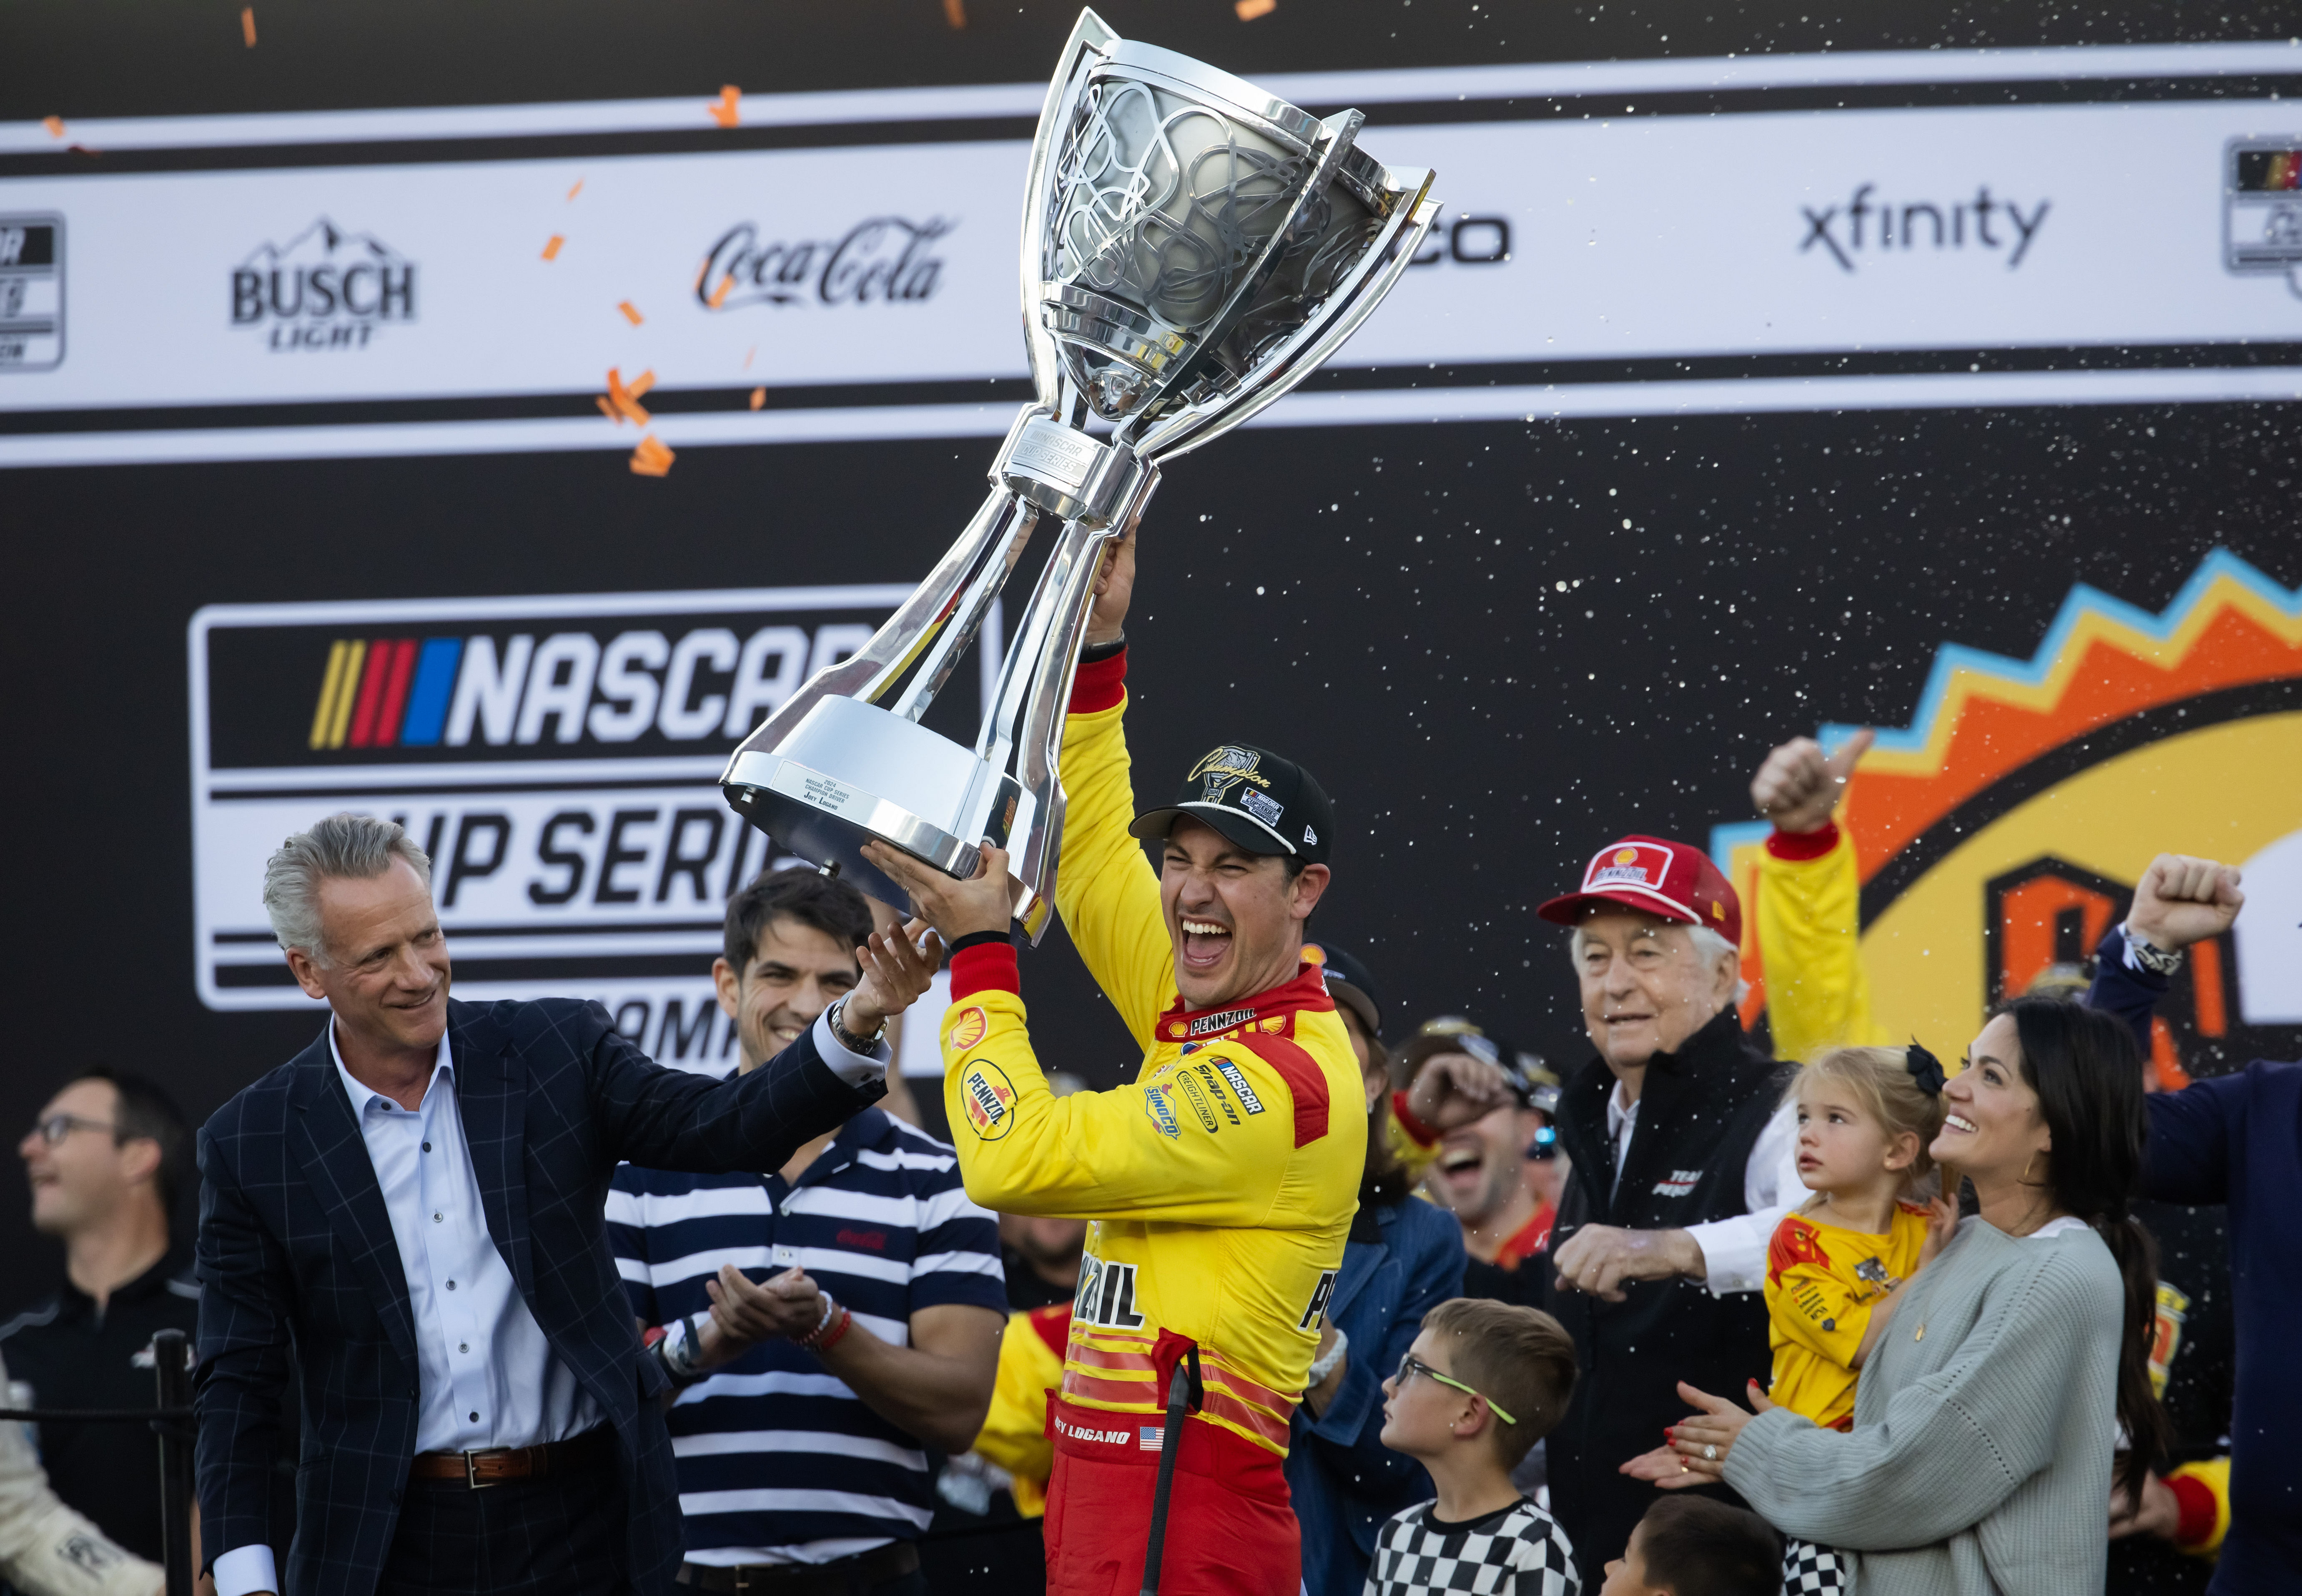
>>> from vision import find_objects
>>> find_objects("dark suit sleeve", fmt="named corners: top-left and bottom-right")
top-left (2144, 1076), bottom-right (2238, 1206)
top-left (1303, 1215), bottom-right (1466, 1497)
top-left (2084, 925), bottom-right (2168, 1056)
top-left (587, 1011), bottom-right (883, 1176)
top-left (193, 1125), bottom-right (293, 1574)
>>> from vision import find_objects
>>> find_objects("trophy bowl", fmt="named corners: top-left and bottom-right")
top-left (720, 8), bottom-right (1438, 933)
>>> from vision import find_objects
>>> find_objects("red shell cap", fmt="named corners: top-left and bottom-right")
top-left (1536, 834), bottom-right (1742, 949)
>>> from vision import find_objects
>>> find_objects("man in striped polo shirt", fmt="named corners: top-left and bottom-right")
top-left (606, 868), bottom-right (1007, 1596)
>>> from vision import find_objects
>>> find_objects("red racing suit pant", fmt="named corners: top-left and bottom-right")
top-left (1043, 1394), bottom-right (1299, 1596)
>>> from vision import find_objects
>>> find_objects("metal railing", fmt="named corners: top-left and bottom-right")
top-left (0, 1327), bottom-right (194, 1596)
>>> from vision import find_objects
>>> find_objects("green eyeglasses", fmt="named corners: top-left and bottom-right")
top-left (1394, 1352), bottom-right (1517, 1425)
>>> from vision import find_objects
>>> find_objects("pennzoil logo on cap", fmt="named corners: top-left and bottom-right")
top-left (1588, 841), bottom-right (1673, 889)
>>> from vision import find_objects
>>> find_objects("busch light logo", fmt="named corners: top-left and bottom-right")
top-left (696, 216), bottom-right (952, 311)
top-left (231, 218), bottom-right (416, 350)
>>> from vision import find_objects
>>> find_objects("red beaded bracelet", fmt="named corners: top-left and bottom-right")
top-left (797, 1295), bottom-right (852, 1355)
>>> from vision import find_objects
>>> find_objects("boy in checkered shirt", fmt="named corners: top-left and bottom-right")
top-left (1367, 1298), bottom-right (1581, 1596)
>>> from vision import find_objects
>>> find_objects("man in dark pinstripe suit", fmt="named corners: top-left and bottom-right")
top-left (193, 814), bottom-right (944, 1596)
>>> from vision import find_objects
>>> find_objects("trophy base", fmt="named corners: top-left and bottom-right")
top-left (720, 696), bottom-right (1026, 918)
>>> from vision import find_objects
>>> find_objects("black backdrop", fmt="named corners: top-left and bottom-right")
top-left (7, 0), bottom-right (2299, 1280)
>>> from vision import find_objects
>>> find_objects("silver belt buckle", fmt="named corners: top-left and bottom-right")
top-left (462, 1446), bottom-right (507, 1489)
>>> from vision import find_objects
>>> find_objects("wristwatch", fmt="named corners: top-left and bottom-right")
top-left (827, 997), bottom-right (885, 1054)
top-left (2124, 926), bottom-right (2185, 977)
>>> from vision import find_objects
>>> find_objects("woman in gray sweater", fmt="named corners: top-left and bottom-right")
top-left (1664, 998), bottom-right (2171, 1595)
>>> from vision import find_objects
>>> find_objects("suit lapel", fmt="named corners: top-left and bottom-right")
top-left (1613, 1055), bottom-right (1688, 1221)
top-left (1324, 1217), bottom-right (1389, 1322)
top-left (288, 1031), bottom-right (419, 1370)
top-left (451, 1006), bottom-right (535, 1301)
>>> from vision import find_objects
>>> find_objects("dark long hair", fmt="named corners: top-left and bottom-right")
top-left (2001, 996), bottom-right (2172, 1501)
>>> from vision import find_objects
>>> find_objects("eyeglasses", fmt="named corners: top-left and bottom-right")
top-left (26, 1114), bottom-right (118, 1147)
top-left (1394, 1352), bottom-right (1517, 1424)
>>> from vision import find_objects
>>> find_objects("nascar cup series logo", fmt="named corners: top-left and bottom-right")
top-left (188, 585), bottom-right (991, 1061)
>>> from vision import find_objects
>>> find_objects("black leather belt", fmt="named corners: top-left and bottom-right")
top-left (677, 1542), bottom-right (920, 1593)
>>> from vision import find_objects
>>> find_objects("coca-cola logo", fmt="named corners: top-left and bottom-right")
top-left (696, 216), bottom-right (952, 311)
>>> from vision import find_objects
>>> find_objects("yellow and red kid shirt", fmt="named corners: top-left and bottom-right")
top-left (939, 647), bottom-right (1364, 1460)
top-left (1764, 1203), bottom-right (1931, 1431)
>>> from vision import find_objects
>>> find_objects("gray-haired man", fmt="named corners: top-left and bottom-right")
top-left (192, 813), bottom-right (945, 1596)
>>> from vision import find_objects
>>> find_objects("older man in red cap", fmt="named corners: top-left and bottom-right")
top-left (1532, 834), bottom-right (1803, 1586)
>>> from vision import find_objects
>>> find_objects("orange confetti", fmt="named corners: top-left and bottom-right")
top-left (708, 277), bottom-right (734, 310)
top-left (603, 367), bottom-right (652, 426)
top-left (596, 395), bottom-right (621, 423)
top-left (1235, 0), bottom-right (1276, 16)
top-left (943, 0), bottom-right (967, 25)
top-left (541, 234), bottom-right (565, 261)
top-left (617, 300), bottom-right (644, 326)
top-left (709, 85), bottom-right (742, 129)
top-left (566, 178), bottom-right (584, 201)
top-left (743, 346), bottom-right (756, 369)
top-left (43, 116), bottom-right (64, 138)
top-left (241, 7), bottom-right (257, 46)
top-left (749, 387), bottom-right (766, 410)
top-left (629, 434), bottom-right (676, 477)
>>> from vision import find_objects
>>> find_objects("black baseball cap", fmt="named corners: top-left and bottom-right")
top-left (1130, 742), bottom-right (1335, 866)
top-left (1303, 943), bottom-right (1382, 1037)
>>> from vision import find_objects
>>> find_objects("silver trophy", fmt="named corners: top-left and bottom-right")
top-left (718, 8), bottom-right (1437, 936)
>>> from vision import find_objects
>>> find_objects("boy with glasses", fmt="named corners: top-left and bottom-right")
top-left (1369, 1298), bottom-right (1582, 1595)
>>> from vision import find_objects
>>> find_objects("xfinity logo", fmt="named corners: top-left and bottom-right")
top-left (231, 218), bottom-right (416, 350)
top-left (1800, 183), bottom-right (2050, 272)
top-left (697, 216), bottom-right (952, 311)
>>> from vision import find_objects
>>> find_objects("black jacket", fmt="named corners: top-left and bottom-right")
top-left (1543, 1006), bottom-right (1790, 1581)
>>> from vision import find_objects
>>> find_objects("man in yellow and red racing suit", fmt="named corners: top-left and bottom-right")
top-left (865, 537), bottom-right (1502, 1596)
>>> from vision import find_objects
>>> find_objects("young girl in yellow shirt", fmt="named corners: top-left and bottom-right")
top-left (1764, 1044), bottom-right (1958, 1432)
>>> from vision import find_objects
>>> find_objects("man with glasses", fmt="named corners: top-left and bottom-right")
top-left (4, 1071), bottom-right (197, 1566)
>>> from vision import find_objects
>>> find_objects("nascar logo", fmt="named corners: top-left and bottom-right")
top-left (191, 587), bottom-right (982, 1054)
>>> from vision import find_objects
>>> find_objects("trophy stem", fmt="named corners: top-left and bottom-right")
top-left (889, 489), bottom-right (1040, 725)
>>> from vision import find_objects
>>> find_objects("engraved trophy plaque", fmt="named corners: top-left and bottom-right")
top-left (719, 7), bottom-right (1438, 936)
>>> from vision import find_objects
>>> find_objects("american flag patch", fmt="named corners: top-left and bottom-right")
top-left (1139, 1425), bottom-right (1164, 1451)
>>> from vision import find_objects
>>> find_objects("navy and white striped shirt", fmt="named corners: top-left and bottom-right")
top-left (606, 1107), bottom-right (1005, 1565)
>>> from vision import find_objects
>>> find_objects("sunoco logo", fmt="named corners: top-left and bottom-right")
top-left (231, 218), bottom-right (416, 351)
top-left (188, 586), bottom-right (999, 1064)
top-left (696, 217), bottom-right (951, 311)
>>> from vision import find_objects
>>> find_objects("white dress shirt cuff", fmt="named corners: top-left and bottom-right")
top-left (213, 1543), bottom-right (279, 1596)
top-left (1685, 1206), bottom-right (1788, 1296)
top-left (812, 1009), bottom-right (891, 1088)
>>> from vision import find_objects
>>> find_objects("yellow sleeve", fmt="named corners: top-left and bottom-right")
top-left (1768, 1259), bottom-right (1875, 1370)
top-left (1385, 1104), bottom-right (1439, 1183)
top-left (970, 1309), bottom-right (1067, 1516)
top-left (944, 986), bottom-right (1300, 1224)
top-left (1053, 687), bottom-right (1176, 1050)
top-left (2167, 1457), bottom-right (2231, 1558)
top-left (1756, 824), bottom-right (1889, 1063)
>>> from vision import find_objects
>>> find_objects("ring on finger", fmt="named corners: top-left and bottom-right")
top-left (1704, 1445), bottom-right (1718, 1462)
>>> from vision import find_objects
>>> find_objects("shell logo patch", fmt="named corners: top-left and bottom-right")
top-left (1614, 847), bottom-right (1639, 866)
top-left (1301, 943), bottom-right (1328, 966)
top-left (947, 1006), bottom-right (988, 1051)
top-left (960, 1060), bottom-right (1018, 1142)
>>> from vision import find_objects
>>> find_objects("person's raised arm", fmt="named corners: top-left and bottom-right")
top-left (1050, 530), bottom-right (1176, 1046)
top-left (873, 841), bottom-right (1306, 1222)
top-left (2086, 854), bottom-right (2244, 1054)
top-left (587, 919), bottom-right (943, 1176)
top-left (191, 1134), bottom-right (291, 1596)
top-left (1750, 730), bottom-right (1886, 1063)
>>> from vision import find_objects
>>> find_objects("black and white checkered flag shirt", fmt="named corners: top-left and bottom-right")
top-left (1365, 1497), bottom-right (1581, 1596)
